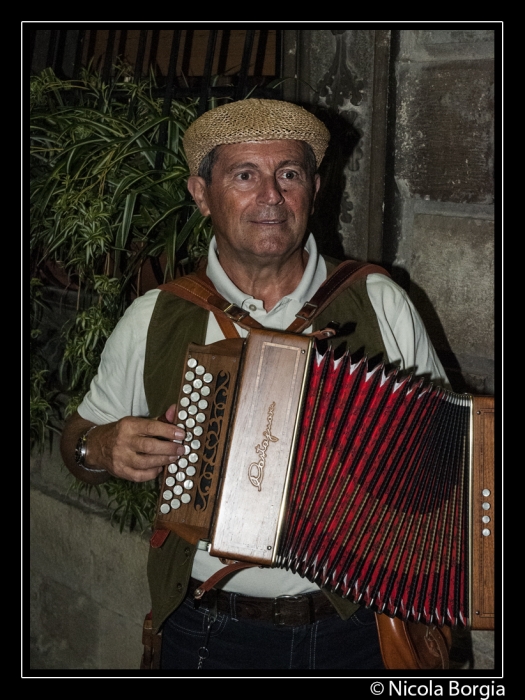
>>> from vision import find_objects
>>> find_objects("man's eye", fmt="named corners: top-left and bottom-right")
top-left (237, 172), bottom-right (251, 180)
top-left (282, 171), bottom-right (298, 179)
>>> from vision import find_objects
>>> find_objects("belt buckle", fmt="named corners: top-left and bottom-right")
top-left (272, 594), bottom-right (310, 626)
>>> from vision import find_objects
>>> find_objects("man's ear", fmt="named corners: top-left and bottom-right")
top-left (311, 173), bottom-right (321, 215)
top-left (187, 176), bottom-right (211, 217)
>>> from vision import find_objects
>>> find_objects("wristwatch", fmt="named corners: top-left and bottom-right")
top-left (74, 425), bottom-right (106, 473)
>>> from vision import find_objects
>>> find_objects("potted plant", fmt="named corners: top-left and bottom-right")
top-left (30, 64), bottom-right (212, 529)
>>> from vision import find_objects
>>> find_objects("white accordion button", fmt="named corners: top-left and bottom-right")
top-left (190, 439), bottom-right (201, 450)
top-left (163, 490), bottom-right (173, 500)
top-left (482, 515), bottom-right (490, 523)
top-left (168, 463), bottom-right (177, 474)
top-left (185, 371), bottom-right (195, 381)
top-left (190, 392), bottom-right (200, 402)
top-left (176, 472), bottom-right (186, 482)
top-left (203, 373), bottom-right (213, 383)
top-left (182, 384), bottom-right (192, 394)
top-left (186, 418), bottom-right (196, 428)
top-left (194, 426), bottom-right (204, 436)
top-left (180, 397), bottom-right (190, 408)
top-left (482, 488), bottom-right (491, 497)
top-left (160, 504), bottom-right (170, 514)
top-left (184, 479), bottom-right (194, 490)
top-left (178, 458), bottom-right (188, 468)
top-left (482, 528), bottom-right (491, 537)
top-left (193, 378), bottom-right (203, 389)
top-left (195, 365), bottom-right (205, 376)
top-left (173, 485), bottom-right (183, 496)
top-left (170, 499), bottom-right (181, 509)
top-left (482, 502), bottom-right (491, 510)
top-left (188, 453), bottom-right (199, 463)
top-left (200, 386), bottom-right (211, 397)
top-left (187, 358), bottom-right (197, 368)
top-left (181, 493), bottom-right (191, 504)
top-left (196, 413), bottom-right (206, 423)
top-left (178, 410), bottom-right (188, 420)
top-left (186, 466), bottom-right (196, 477)
top-left (198, 399), bottom-right (208, 410)
top-left (165, 477), bottom-right (175, 487)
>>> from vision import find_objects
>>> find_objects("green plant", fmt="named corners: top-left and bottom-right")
top-left (30, 64), bottom-right (213, 530)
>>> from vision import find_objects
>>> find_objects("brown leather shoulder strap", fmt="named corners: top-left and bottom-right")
top-left (287, 260), bottom-right (390, 334)
top-left (159, 258), bottom-right (390, 336)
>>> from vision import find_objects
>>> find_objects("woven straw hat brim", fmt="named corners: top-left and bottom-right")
top-left (183, 99), bottom-right (330, 176)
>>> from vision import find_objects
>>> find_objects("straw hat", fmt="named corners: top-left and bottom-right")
top-left (183, 98), bottom-right (330, 176)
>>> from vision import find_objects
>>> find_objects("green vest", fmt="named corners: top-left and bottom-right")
top-left (145, 259), bottom-right (388, 632)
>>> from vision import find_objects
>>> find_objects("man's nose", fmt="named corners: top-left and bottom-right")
top-left (256, 175), bottom-right (285, 205)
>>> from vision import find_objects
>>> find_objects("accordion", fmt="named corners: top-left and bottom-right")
top-left (154, 328), bottom-right (495, 630)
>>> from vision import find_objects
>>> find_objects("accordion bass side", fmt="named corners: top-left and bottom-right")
top-left (154, 329), bottom-right (495, 630)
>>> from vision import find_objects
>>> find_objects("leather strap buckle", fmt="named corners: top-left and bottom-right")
top-left (223, 303), bottom-right (250, 322)
top-left (295, 301), bottom-right (318, 322)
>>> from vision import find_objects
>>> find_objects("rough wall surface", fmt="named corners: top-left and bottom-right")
top-left (390, 29), bottom-right (495, 394)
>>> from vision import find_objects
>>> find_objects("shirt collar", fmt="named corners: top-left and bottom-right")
top-left (206, 233), bottom-right (326, 309)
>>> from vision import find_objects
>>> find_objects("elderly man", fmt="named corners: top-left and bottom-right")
top-left (60, 99), bottom-right (448, 671)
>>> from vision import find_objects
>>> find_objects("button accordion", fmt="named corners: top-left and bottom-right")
top-left (154, 329), bottom-right (495, 630)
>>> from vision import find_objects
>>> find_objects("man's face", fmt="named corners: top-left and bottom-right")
top-left (188, 140), bottom-right (320, 266)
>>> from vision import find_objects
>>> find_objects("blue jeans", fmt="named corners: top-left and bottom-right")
top-left (160, 596), bottom-right (384, 670)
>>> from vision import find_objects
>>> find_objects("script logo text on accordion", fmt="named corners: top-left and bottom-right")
top-left (248, 401), bottom-right (280, 491)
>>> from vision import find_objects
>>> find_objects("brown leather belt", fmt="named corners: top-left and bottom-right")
top-left (188, 577), bottom-right (337, 627)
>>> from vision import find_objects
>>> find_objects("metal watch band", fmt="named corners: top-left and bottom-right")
top-left (74, 425), bottom-right (106, 473)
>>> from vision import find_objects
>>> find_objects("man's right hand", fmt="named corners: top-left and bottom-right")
top-left (60, 407), bottom-right (186, 485)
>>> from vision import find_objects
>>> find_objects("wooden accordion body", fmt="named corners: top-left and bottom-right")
top-left (154, 329), bottom-right (495, 630)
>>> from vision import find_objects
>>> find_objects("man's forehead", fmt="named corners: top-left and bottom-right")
top-left (215, 140), bottom-right (308, 166)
